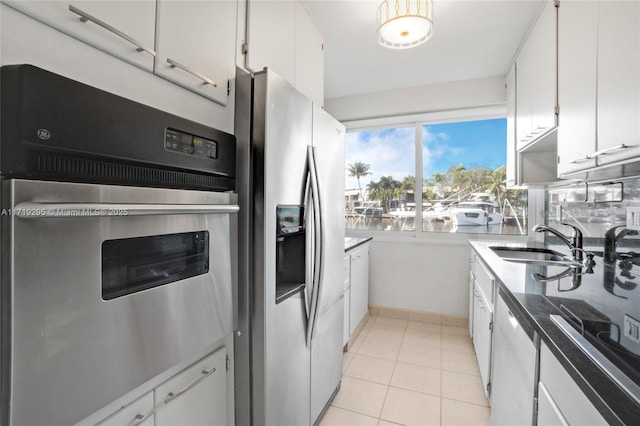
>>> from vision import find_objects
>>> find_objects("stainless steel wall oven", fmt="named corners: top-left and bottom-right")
top-left (0, 65), bottom-right (238, 425)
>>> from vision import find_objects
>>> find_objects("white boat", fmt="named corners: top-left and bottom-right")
top-left (452, 201), bottom-right (503, 226)
top-left (353, 205), bottom-right (383, 218)
top-left (423, 202), bottom-right (452, 222)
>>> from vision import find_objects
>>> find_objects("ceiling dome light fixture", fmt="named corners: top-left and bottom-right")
top-left (377, 0), bottom-right (434, 49)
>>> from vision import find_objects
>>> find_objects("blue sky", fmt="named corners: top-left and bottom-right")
top-left (345, 118), bottom-right (507, 189)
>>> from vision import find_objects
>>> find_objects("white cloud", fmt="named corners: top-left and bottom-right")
top-left (422, 127), bottom-right (452, 178)
top-left (345, 127), bottom-right (415, 189)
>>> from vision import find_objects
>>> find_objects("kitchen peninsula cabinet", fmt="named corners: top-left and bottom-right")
top-left (154, 0), bottom-right (236, 105)
top-left (557, 1), bottom-right (640, 176)
top-left (2, 0), bottom-right (157, 72)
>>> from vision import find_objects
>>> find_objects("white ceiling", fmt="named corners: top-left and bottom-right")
top-left (302, 0), bottom-right (545, 100)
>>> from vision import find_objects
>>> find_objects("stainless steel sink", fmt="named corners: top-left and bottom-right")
top-left (489, 246), bottom-right (583, 267)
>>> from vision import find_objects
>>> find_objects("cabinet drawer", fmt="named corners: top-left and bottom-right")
top-left (473, 256), bottom-right (495, 306)
top-left (155, 346), bottom-right (228, 425)
top-left (539, 343), bottom-right (607, 425)
top-left (96, 392), bottom-right (154, 426)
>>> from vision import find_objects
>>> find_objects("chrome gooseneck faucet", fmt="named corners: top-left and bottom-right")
top-left (604, 225), bottom-right (639, 263)
top-left (532, 223), bottom-right (584, 261)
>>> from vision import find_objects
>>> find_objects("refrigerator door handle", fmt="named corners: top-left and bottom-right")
top-left (303, 167), bottom-right (313, 321)
top-left (306, 145), bottom-right (325, 346)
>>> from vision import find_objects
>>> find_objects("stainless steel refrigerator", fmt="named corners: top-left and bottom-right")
top-left (234, 68), bottom-right (346, 426)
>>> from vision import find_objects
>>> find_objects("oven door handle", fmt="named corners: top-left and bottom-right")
top-left (12, 202), bottom-right (239, 218)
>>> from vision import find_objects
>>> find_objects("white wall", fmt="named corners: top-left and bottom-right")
top-left (325, 76), bottom-right (506, 122)
top-left (336, 75), bottom-right (545, 317)
top-left (368, 237), bottom-right (473, 316)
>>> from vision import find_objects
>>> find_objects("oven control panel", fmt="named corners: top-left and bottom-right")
top-left (164, 128), bottom-right (218, 160)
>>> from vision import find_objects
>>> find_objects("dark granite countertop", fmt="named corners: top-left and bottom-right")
top-left (344, 236), bottom-right (372, 252)
top-left (469, 240), bottom-right (640, 425)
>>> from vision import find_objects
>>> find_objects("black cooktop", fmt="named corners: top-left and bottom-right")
top-left (533, 256), bottom-right (640, 401)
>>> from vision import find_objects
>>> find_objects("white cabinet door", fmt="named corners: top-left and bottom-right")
top-left (155, 347), bottom-right (228, 426)
top-left (472, 283), bottom-right (492, 399)
top-left (349, 245), bottom-right (369, 336)
top-left (294, 1), bottom-right (324, 106)
top-left (3, 0), bottom-right (156, 71)
top-left (468, 269), bottom-right (475, 338)
top-left (516, 1), bottom-right (557, 149)
top-left (595, 1), bottom-right (640, 166)
top-left (154, 0), bottom-right (236, 105)
top-left (556, 0), bottom-right (598, 175)
top-left (538, 343), bottom-right (607, 426)
top-left (245, 0), bottom-right (296, 83)
top-left (505, 63), bottom-right (518, 187)
top-left (537, 383), bottom-right (569, 426)
top-left (96, 392), bottom-right (154, 426)
top-left (343, 254), bottom-right (351, 345)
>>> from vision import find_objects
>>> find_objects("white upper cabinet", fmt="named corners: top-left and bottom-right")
top-left (556, 0), bottom-right (598, 175)
top-left (505, 63), bottom-right (518, 187)
top-left (595, 1), bottom-right (640, 166)
top-left (556, 1), bottom-right (640, 176)
top-left (294, 2), bottom-right (324, 107)
top-left (154, 0), bottom-right (236, 106)
top-left (3, 0), bottom-right (156, 72)
top-left (245, 0), bottom-right (325, 106)
top-left (516, 1), bottom-right (557, 149)
top-left (245, 0), bottom-right (296, 83)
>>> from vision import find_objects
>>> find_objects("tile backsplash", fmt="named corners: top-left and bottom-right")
top-left (546, 177), bottom-right (640, 246)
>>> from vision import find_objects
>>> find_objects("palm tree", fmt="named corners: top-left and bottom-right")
top-left (484, 166), bottom-right (507, 212)
top-left (347, 162), bottom-right (371, 203)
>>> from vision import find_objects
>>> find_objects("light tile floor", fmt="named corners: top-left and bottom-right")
top-left (319, 315), bottom-right (490, 426)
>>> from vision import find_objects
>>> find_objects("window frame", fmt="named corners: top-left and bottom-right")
top-left (344, 106), bottom-right (536, 242)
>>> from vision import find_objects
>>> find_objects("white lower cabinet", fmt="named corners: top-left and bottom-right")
top-left (537, 382), bottom-right (568, 426)
top-left (96, 392), bottom-right (154, 426)
top-left (537, 342), bottom-right (607, 426)
top-left (343, 243), bottom-right (370, 346)
top-left (155, 346), bottom-right (228, 426)
top-left (95, 346), bottom-right (230, 426)
top-left (349, 245), bottom-right (369, 336)
top-left (343, 254), bottom-right (351, 346)
top-left (471, 282), bottom-right (493, 399)
top-left (469, 251), bottom-right (494, 399)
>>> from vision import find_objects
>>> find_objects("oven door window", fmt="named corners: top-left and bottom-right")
top-left (102, 231), bottom-right (209, 300)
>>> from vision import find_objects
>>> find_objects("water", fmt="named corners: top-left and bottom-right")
top-left (346, 215), bottom-right (527, 235)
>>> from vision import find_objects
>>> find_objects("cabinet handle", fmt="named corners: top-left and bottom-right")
top-left (129, 410), bottom-right (155, 426)
top-left (167, 58), bottom-right (217, 87)
top-left (568, 154), bottom-right (593, 164)
top-left (569, 144), bottom-right (632, 164)
top-left (163, 367), bottom-right (217, 405)
top-left (68, 5), bottom-right (156, 57)
top-left (593, 143), bottom-right (631, 157)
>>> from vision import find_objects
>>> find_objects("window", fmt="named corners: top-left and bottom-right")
top-left (345, 118), bottom-right (528, 235)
